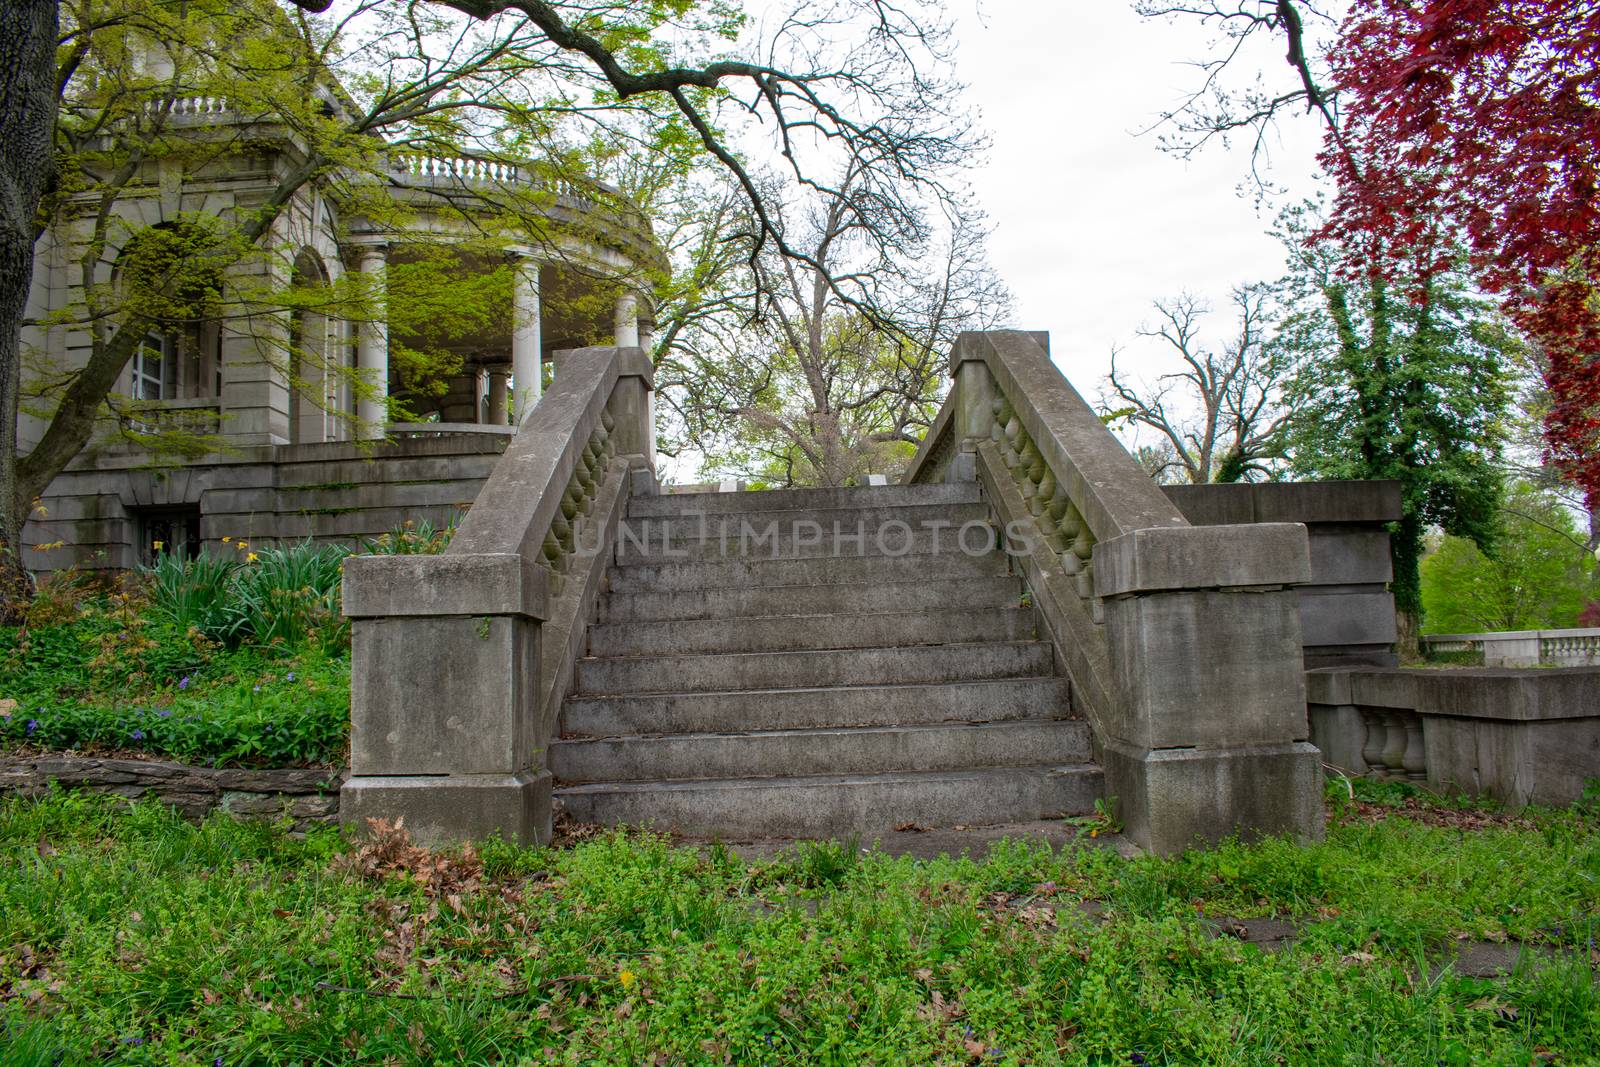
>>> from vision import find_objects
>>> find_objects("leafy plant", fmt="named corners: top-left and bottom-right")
top-left (361, 515), bottom-right (459, 556)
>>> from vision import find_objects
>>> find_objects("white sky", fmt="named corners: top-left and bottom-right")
top-left (945, 0), bottom-right (1326, 388)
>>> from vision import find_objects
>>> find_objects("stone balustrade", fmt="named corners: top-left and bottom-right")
top-left (907, 330), bottom-right (1323, 853)
top-left (340, 346), bottom-right (654, 846)
top-left (1309, 666), bottom-right (1600, 807)
top-left (1422, 628), bottom-right (1600, 668)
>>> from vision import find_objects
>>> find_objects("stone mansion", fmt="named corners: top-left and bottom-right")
top-left (21, 79), bottom-right (663, 573)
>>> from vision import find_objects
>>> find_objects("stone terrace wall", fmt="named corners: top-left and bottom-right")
top-left (1308, 666), bottom-right (1600, 808)
top-left (1163, 481), bottom-right (1401, 668)
top-left (23, 433), bottom-right (510, 572)
top-left (1, 756), bottom-right (346, 833)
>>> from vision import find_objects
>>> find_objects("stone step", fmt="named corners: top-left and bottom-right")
top-left (630, 502), bottom-right (992, 544)
top-left (600, 575), bottom-right (1024, 623)
top-left (608, 551), bottom-right (1010, 594)
top-left (587, 607), bottom-right (1036, 657)
top-left (554, 765), bottom-right (1105, 837)
top-left (631, 482), bottom-right (981, 517)
top-left (561, 677), bottom-right (1073, 737)
top-left (550, 720), bottom-right (1094, 783)
top-left (615, 521), bottom-right (1002, 564)
top-left (575, 641), bottom-right (1054, 695)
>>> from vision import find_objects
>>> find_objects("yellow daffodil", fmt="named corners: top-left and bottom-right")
top-left (247, 552), bottom-right (259, 563)
top-left (221, 536), bottom-right (231, 543)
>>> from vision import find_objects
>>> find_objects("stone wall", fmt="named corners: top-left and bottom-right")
top-left (1163, 481), bottom-right (1401, 668)
top-left (1307, 666), bottom-right (1600, 808)
top-left (0, 756), bottom-right (346, 833)
top-left (24, 432), bottom-right (510, 572)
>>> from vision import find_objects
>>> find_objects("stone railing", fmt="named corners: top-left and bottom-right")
top-left (386, 153), bottom-right (624, 213)
top-left (385, 422), bottom-right (516, 440)
top-left (341, 345), bottom-right (655, 846)
top-left (1422, 627), bottom-right (1600, 668)
top-left (906, 331), bottom-right (1322, 853)
top-left (1309, 666), bottom-right (1600, 807)
top-left (124, 397), bottom-right (222, 437)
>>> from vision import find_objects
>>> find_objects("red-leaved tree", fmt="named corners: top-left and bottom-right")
top-left (1320, 0), bottom-right (1600, 519)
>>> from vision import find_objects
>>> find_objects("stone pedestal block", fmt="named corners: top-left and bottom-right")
top-left (1100, 587), bottom-right (1309, 749)
top-left (349, 616), bottom-right (539, 776)
top-left (1102, 739), bottom-right (1324, 853)
top-left (342, 770), bottom-right (551, 847)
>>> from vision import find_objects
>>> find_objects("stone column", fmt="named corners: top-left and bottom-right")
top-left (1093, 523), bottom-right (1325, 852)
top-left (354, 244), bottom-right (389, 440)
top-left (613, 291), bottom-right (640, 348)
top-left (606, 346), bottom-right (657, 489)
top-left (487, 366), bottom-right (510, 425)
top-left (511, 254), bottom-right (542, 424)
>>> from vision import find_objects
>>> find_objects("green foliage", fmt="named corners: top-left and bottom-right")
top-left (1422, 482), bottom-right (1598, 633)
top-left (0, 791), bottom-right (1596, 1063)
top-left (147, 542), bottom-right (349, 651)
top-left (361, 516), bottom-right (459, 555)
top-left (2, 573), bottom-right (350, 765)
top-left (1276, 207), bottom-right (1514, 622)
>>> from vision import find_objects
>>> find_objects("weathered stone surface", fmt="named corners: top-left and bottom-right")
top-left (1308, 704), bottom-right (1368, 775)
top-left (1101, 587), bottom-right (1310, 749)
top-left (341, 770), bottom-right (551, 846)
top-left (1093, 523), bottom-right (1312, 598)
top-left (343, 553), bottom-right (549, 620)
top-left (1102, 739), bottom-right (1325, 854)
top-left (350, 615), bottom-right (539, 776)
top-left (0, 756), bottom-right (343, 830)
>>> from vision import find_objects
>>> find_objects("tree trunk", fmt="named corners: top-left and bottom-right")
top-left (0, 0), bottom-right (60, 622)
top-left (1390, 511), bottom-right (1424, 662)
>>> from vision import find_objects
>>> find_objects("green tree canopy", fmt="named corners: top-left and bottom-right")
top-left (1421, 482), bottom-right (1597, 634)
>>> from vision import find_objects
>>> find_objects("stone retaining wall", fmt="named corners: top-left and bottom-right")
top-left (0, 756), bottom-right (346, 832)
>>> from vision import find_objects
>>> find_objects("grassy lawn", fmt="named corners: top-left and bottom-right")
top-left (1, 783), bottom-right (1596, 1065)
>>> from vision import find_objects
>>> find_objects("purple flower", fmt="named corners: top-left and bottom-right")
top-left (158, 710), bottom-right (173, 718)
top-left (179, 675), bottom-right (191, 690)
top-left (25, 719), bottom-right (38, 736)
top-left (252, 685), bottom-right (261, 693)
top-left (286, 672), bottom-right (296, 682)
top-left (131, 729), bottom-right (145, 741)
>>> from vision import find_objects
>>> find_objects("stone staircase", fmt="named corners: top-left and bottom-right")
top-left (550, 482), bottom-right (1104, 837)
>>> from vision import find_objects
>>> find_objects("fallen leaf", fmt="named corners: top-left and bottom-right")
top-left (1341, 951), bottom-right (1377, 964)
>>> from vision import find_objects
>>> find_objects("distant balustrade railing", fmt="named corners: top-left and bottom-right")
top-left (386, 422), bottom-right (515, 440)
top-left (1422, 628), bottom-right (1600, 667)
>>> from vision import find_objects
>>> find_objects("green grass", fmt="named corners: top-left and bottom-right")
top-left (0, 785), bottom-right (1596, 1065)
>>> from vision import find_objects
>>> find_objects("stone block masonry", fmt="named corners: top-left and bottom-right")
top-left (0, 756), bottom-right (346, 833)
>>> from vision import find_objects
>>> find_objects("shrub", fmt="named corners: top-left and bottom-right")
top-left (361, 514), bottom-right (460, 555)
top-left (145, 541), bottom-right (348, 652)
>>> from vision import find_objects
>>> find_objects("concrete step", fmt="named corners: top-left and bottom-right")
top-left (561, 677), bottom-right (1074, 737)
top-left (550, 720), bottom-right (1094, 783)
top-left (575, 641), bottom-right (1054, 695)
top-left (631, 482), bottom-right (981, 517)
top-left (630, 502), bottom-right (992, 545)
top-left (615, 521), bottom-right (1003, 564)
top-left (608, 551), bottom-right (1010, 594)
top-left (587, 607), bottom-right (1036, 657)
top-left (554, 764), bottom-right (1105, 837)
top-left (600, 575), bottom-right (1024, 623)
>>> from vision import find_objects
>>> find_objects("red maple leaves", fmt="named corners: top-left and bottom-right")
top-left (1321, 0), bottom-right (1600, 507)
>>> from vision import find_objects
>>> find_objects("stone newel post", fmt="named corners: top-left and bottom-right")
top-left (340, 555), bottom-right (550, 843)
top-left (1094, 525), bottom-right (1324, 850)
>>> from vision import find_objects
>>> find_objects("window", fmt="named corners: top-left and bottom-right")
top-left (133, 332), bottom-right (178, 400)
top-left (137, 507), bottom-right (201, 566)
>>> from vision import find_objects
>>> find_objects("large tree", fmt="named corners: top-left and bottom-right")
top-left (1140, 0), bottom-right (1600, 538)
top-left (0, 0), bottom-right (975, 615)
top-left (658, 162), bottom-right (1010, 486)
top-left (1276, 206), bottom-right (1514, 646)
top-left (1102, 285), bottom-right (1290, 484)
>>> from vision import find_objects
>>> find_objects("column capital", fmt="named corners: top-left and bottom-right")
top-left (348, 239), bottom-right (390, 267)
top-left (503, 244), bottom-right (542, 264)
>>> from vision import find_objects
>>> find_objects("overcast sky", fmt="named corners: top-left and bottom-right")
top-left (940, 0), bottom-right (1326, 390)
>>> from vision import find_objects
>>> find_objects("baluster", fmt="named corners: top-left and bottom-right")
top-left (1359, 708), bottom-right (1384, 773)
top-left (1021, 440), bottom-right (1046, 509)
top-left (990, 397), bottom-right (1009, 450)
top-left (1401, 713), bottom-right (1426, 780)
top-left (1379, 711), bottom-right (1408, 778)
